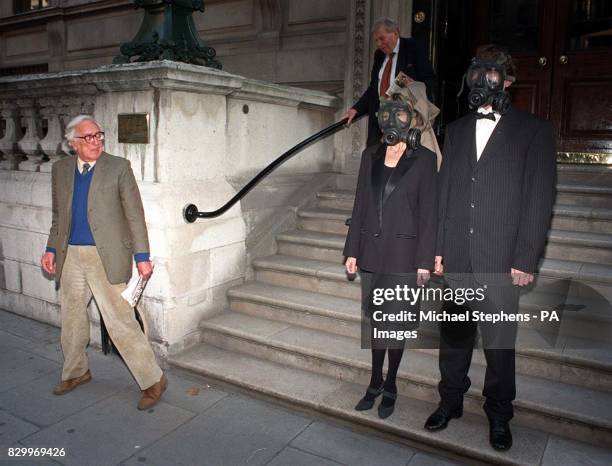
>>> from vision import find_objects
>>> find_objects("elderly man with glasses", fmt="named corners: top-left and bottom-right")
top-left (40, 115), bottom-right (167, 410)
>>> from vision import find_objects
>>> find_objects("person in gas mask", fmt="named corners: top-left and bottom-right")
top-left (424, 44), bottom-right (556, 451)
top-left (343, 78), bottom-right (439, 419)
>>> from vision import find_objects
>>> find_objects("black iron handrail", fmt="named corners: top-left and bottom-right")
top-left (183, 116), bottom-right (362, 222)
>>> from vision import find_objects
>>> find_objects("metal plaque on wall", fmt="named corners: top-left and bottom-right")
top-left (118, 113), bottom-right (149, 144)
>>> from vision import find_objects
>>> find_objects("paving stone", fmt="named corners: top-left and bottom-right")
top-left (154, 372), bottom-right (227, 414)
top-left (121, 394), bottom-right (311, 466)
top-left (21, 391), bottom-right (195, 466)
top-left (0, 367), bottom-right (131, 427)
top-left (0, 312), bottom-right (59, 344)
top-left (267, 447), bottom-right (342, 466)
top-left (542, 435), bottom-right (612, 466)
top-left (408, 452), bottom-right (467, 466)
top-left (0, 410), bottom-right (39, 446)
top-left (0, 457), bottom-right (61, 466)
top-left (0, 349), bottom-right (59, 393)
top-left (0, 331), bottom-right (32, 351)
top-left (291, 421), bottom-right (415, 466)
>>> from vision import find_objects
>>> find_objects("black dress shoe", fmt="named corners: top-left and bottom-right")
top-left (489, 419), bottom-right (512, 451)
top-left (424, 405), bottom-right (463, 431)
top-left (355, 384), bottom-right (384, 411)
top-left (377, 390), bottom-right (397, 419)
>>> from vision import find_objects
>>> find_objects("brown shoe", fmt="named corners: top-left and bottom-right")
top-left (137, 374), bottom-right (168, 410)
top-left (53, 370), bottom-right (92, 395)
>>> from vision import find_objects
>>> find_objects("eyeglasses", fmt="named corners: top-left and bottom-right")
top-left (74, 132), bottom-right (105, 144)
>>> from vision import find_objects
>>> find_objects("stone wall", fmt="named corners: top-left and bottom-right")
top-left (0, 61), bottom-right (340, 356)
top-left (0, 0), bottom-right (349, 93)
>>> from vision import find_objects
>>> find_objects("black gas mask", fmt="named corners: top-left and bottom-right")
top-left (463, 58), bottom-right (513, 114)
top-left (377, 98), bottom-right (421, 148)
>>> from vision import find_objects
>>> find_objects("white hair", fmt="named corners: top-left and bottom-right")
top-left (372, 17), bottom-right (400, 34)
top-left (62, 115), bottom-right (102, 154)
top-left (64, 114), bottom-right (101, 140)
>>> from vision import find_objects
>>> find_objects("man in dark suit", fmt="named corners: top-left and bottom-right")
top-left (342, 17), bottom-right (435, 146)
top-left (424, 45), bottom-right (557, 451)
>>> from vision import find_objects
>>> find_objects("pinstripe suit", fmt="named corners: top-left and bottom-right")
top-left (435, 107), bottom-right (556, 421)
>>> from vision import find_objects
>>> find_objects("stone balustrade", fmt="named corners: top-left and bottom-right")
top-left (0, 94), bottom-right (97, 173)
top-left (0, 61), bottom-right (341, 358)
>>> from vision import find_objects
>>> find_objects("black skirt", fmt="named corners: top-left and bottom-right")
top-left (360, 269), bottom-right (420, 349)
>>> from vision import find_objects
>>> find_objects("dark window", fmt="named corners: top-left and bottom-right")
top-left (0, 63), bottom-right (48, 76)
top-left (13, 0), bottom-right (50, 14)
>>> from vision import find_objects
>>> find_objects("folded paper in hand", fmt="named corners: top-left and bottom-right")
top-left (121, 273), bottom-right (148, 307)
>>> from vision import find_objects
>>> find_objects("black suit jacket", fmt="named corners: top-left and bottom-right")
top-left (344, 143), bottom-right (438, 273)
top-left (436, 108), bottom-right (557, 277)
top-left (352, 37), bottom-right (435, 146)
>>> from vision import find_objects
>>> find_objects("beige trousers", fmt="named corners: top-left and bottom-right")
top-left (60, 245), bottom-right (162, 389)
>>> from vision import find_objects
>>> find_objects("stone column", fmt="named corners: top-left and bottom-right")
top-left (0, 102), bottom-right (25, 170)
top-left (39, 98), bottom-right (67, 172)
top-left (371, 0), bottom-right (413, 36)
top-left (336, 0), bottom-right (372, 175)
top-left (17, 100), bottom-right (45, 172)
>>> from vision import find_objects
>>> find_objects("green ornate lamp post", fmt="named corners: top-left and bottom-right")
top-left (113, 0), bottom-right (221, 68)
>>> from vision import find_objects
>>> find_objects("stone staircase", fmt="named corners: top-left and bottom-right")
top-left (170, 163), bottom-right (612, 465)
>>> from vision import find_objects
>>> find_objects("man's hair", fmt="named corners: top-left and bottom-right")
top-left (475, 44), bottom-right (517, 80)
top-left (372, 17), bottom-right (400, 34)
top-left (62, 115), bottom-right (102, 154)
top-left (64, 114), bottom-right (101, 141)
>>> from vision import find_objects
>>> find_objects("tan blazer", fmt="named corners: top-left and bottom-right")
top-left (46, 152), bottom-right (150, 284)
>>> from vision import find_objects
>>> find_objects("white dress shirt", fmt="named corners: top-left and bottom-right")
top-left (77, 157), bottom-right (96, 174)
top-left (377, 39), bottom-right (400, 95)
top-left (475, 107), bottom-right (501, 161)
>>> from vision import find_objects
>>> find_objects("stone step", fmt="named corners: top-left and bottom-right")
top-left (544, 230), bottom-right (612, 264)
top-left (196, 311), bottom-right (612, 447)
top-left (228, 280), bottom-right (612, 391)
top-left (334, 165), bottom-right (612, 190)
top-left (277, 227), bottom-right (612, 274)
top-left (170, 343), bottom-right (558, 466)
top-left (253, 254), bottom-right (612, 341)
top-left (276, 229), bottom-right (346, 262)
top-left (302, 204), bottom-right (612, 235)
top-left (299, 207), bottom-right (612, 264)
top-left (318, 184), bottom-right (612, 212)
top-left (556, 164), bottom-right (612, 186)
top-left (550, 184), bottom-right (612, 209)
top-left (316, 189), bottom-right (355, 211)
top-left (550, 205), bottom-right (612, 233)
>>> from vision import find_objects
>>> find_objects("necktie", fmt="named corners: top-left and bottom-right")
top-left (82, 163), bottom-right (90, 175)
top-left (475, 112), bottom-right (497, 121)
top-left (379, 52), bottom-right (395, 97)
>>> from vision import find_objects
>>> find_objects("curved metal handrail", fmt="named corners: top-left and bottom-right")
top-left (183, 116), bottom-right (361, 222)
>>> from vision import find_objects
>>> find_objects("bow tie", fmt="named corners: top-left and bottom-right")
top-left (475, 112), bottom-right (497, 121)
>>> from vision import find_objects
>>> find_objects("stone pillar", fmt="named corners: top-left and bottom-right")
top-left (39, 98), bottom-right (67, 172)
top-left (47, 18), bottom-right (67, 73)
top-left (336, 0), bottom-right (372, 175)
top-left (335, 0), bottom-right (415, 175)
top-left (371, 0), bottom-right (413, 36)
top-left (0, 103), bottom-right (25, 170)
top-left (255, 0), bottom-right (282, 49)
top-left (17, 100), bottom-right (45, 172)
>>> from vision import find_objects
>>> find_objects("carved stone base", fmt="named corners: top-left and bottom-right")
top-left (18, 157), bottom-right (44, 172)
top-left (0, 155), bottom-right (25, 170)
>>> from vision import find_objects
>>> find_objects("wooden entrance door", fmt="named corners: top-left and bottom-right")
top-left (549, 0), bottom-right (612, 153)
top-left (446, 0), bottom-right (612, 153)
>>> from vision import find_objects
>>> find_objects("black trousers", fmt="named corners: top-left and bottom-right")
top-left (438, 274), bottom-right (519, 422)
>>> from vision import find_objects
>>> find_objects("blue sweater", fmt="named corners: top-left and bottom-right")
top-left (46, 166), bottom-right (149, 263)
top-left (69, 166), bottom-right (95, 245)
